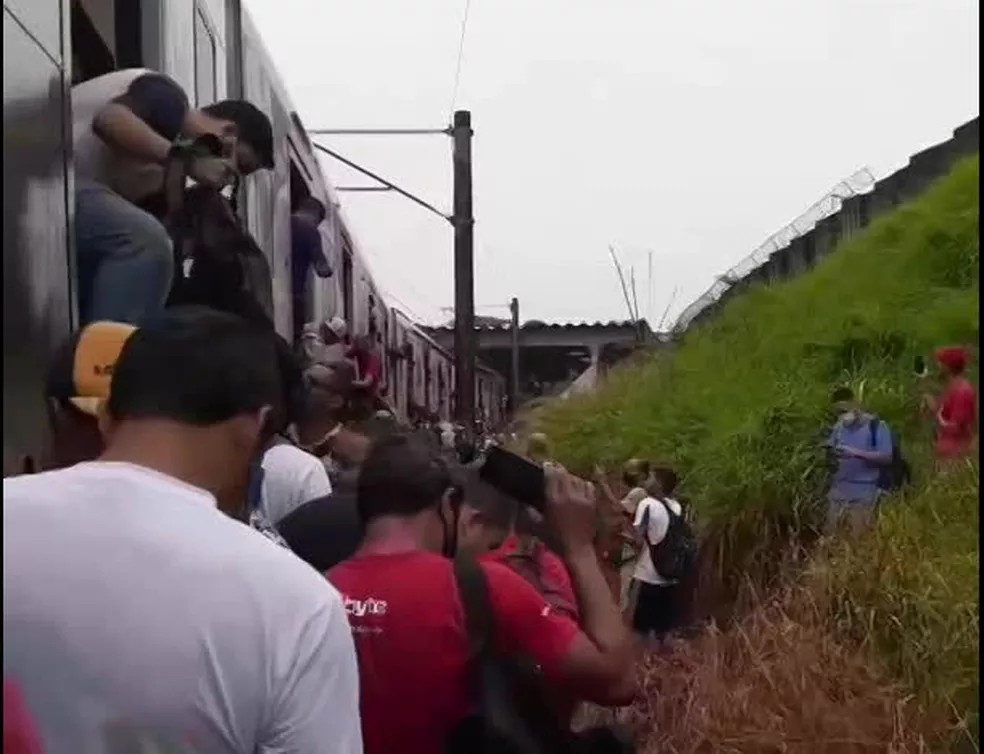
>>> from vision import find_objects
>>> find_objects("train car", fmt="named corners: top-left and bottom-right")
top-left (2, 0), bottom-right (505, 473)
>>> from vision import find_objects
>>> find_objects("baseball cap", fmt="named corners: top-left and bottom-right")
top-left (324, 317), bottom-right (348, 338)
top-left (45, 322), bottom-right (138, 417)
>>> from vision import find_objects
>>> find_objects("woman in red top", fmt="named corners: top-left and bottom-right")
top-left (924, 346), bottom-right (977, 463)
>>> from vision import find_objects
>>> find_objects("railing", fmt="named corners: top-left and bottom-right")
top-left (672, 168), bottom-right (875, 333)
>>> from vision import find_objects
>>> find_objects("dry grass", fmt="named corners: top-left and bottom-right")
top-left (579, 582), bottom-right (954, 754)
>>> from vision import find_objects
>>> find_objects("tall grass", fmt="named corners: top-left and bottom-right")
top-left (538, 156), bottom-right (979, 744)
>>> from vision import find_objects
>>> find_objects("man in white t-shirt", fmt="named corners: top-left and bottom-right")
top-left (260, 439), bottom-right (333, 525)
top-left (630, 467), bottom-right (688, 640)
top-left (3, 307), bottom-right (362, 753)
top-left (72, 69), bottom-right (275, 326)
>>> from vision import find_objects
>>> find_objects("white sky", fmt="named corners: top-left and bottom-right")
top-left (245, 0), bottom-right (978, 327)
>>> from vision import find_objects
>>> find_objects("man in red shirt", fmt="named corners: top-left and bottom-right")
top-left (925, 346), bottom-right (977, 462)
top-left (328, 436), bottom-right (636, 754)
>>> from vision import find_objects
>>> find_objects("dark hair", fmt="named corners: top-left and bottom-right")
top-left (201, 100), bottom-right (274, 169)
top-left (297, 196), bottom-right (327, 223)
top-left (107, 307), bottom-right (283, 428)
top-left (831, 386), bottom-right (855, 403)
top-left (356, 434), bottom-right (457, 524)
top-left (461, 468), bottom-right (517, 531)
top-left (649, 466), bottom-right (679, 496)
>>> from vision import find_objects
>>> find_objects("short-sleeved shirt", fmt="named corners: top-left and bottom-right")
top-left (328, 550), bottom-right (580, 754)
top-left (828, 415), bottom-right (892, 503)
top-left (3, 462), bottom-right (362, 753)
top-left (936, 377), bottom-right (977, 458)
top-left (73, 69), bottom-right (190, 204)
top-left (291, 214), bottom-right (327, 293)
top-left (632, 497), bottom-right (682, 585)
top-left (260, 442), bottom-right (333, 525)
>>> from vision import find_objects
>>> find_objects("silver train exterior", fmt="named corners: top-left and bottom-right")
top-left (3, 0), bottom-right (504, 474)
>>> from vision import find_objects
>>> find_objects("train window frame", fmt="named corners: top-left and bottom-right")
top-left (193, 3), bottom-right (218, 107)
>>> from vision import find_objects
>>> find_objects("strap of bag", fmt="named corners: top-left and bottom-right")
top-left (454, 557), bottom-right (495, 685)
top-left (869, 417), bottom-right (879, 449)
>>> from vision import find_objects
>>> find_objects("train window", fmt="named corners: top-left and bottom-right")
top-left (194, 6), bottom-right (217, 106)
top-left (72, 0), bottom-right (117, 83)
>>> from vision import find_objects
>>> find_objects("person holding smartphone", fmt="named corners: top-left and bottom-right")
top-left (825, 386), bottom-right (894, 533)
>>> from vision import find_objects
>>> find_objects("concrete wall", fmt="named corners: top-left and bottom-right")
top-left (695, 117), bottom-right (979, 325)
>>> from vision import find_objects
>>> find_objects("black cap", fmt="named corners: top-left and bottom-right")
top-left (202, 100), bottom-right (275, 169)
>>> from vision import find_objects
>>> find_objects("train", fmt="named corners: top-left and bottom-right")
top-left (2, 0), bottom-right (505, 475)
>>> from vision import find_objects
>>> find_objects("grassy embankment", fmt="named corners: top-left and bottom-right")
top-left (540, 156), bottom-right (979, 752)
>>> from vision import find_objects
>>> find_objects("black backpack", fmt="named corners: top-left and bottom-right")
top-left (447, 558), bottom-right (636, 754)
top-left (868, 418), bottom-right (911, 492)
top-left (641, 499), bottom-right (698, 582)
top-left (446, 557), bottom-right (553, 754)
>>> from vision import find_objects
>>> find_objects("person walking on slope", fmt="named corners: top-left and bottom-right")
top-left (923, 346), bottom-right (978, 466)
top-left (825, 386), bottom-right (894, 534)
top-left (630, 467), bottom-right (692, 643)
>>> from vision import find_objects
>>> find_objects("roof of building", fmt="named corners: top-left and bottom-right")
top-left (427, 319), bottom-right (653, 334)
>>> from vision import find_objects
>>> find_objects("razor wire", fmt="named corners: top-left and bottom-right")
top-left (672, 167), bottom-right (875, 333)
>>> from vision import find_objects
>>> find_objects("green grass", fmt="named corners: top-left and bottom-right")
top-left (536, 155), bottom-right (979, 741)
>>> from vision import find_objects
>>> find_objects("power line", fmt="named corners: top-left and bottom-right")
top-left (448, 0), bottom-right (473, 116)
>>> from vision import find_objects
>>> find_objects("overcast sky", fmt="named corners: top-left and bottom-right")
top-left (245, 0), bottom-right (978, 327)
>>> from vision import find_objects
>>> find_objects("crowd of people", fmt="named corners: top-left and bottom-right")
top-left (4, 63), bottom-right (978, 754)
top-left (4, 307), bottom-right (707, 754)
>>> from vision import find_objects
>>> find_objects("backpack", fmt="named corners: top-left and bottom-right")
top-left (163, 136), bottom-right (275, 329)
top-left (640, 499), bottom-right (698, 582)
top-left (447, 558), bottom-right (635, 754)
top-left (868, 418), bottom-right (911, 492)
top-left (446, 557), bottom-right (553, 754)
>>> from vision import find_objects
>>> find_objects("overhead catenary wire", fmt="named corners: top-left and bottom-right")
top-left (448, 0), bottom-right (473, 116)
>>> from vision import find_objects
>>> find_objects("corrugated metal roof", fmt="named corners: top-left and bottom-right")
top-left (427, 319), bottom-right (651, 333)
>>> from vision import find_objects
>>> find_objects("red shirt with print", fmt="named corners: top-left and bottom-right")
top-left (327, 550), bottom-right (579, 754)
top-left (936, 377), bottom-right (977, 458)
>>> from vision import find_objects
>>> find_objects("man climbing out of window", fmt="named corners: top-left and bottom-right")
top-left (291, 197), bottom-right (333, 337)
top-left (73, 69), bottom-right (275, 326)
top-left (825, 386), bottom-right (893, 534)
top-left (327, 435), bottom-right (636, 754)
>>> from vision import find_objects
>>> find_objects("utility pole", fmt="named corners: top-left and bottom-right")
top-left (509, 297), bottom-right (520, 412)
top-left (452, 110), bottom-right (476, 427)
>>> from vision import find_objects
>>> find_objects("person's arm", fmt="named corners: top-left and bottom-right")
top-left (309, 232), bottom-right (333, 278)
top-left (531, 467), bottom-right (637, 704)
top-left (93, 73), bottom-right (189, 165)
top-left (260, 593), bottom-right (363, 753)
top-left (840, 423), bottom-right (892, 465)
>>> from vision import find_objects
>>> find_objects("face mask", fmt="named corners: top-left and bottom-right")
top-left (841, 410), bottom-right (860, 426)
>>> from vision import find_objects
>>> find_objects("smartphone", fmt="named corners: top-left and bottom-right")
top-left (478, 445), bottom-right (547, 512)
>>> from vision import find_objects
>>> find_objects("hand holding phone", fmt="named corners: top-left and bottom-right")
top-left (478, 446), bottom-right (546, 511)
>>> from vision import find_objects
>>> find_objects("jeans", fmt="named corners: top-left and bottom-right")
top-left (75, 180), bottom-right (173, 326)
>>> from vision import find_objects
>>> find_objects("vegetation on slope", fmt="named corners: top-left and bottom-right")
top-left (540, 156), bottom-right (979, 749)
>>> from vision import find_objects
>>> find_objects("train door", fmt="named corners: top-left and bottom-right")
top-left (3, 0), bottom-right (76, 474)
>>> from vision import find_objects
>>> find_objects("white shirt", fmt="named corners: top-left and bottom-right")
top-left (73, 68), bottom-right (168, 203)
top-left (261, 443), bottom-right (333, 525)
top-left (632, 496), bottom-right (683, 586)
top-left (3, 462), bottom-right (362, 754)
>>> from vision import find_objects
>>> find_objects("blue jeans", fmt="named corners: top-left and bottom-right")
top-left (75, 180), bottom-right (173, 326)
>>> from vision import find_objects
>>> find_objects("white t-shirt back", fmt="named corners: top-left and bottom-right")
top-left (632, 496), bottom-right (683, 586)
top-left (72, 68), bottom-right (169, 203)
top-left (3, 461), bottom-right (362, 754)
top-left (260, 443), bottom-right (333, 525)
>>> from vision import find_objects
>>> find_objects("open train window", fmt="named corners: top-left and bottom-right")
top-left (71, 0), bottom-right (144, 83)
top-left (194, 6), bottom-right (218, 106)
